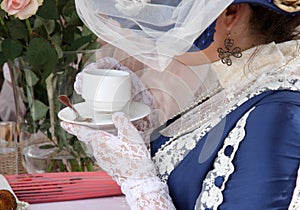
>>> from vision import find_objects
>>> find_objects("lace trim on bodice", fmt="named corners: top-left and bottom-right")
top-left (194, 108), bottom-right (253, 210)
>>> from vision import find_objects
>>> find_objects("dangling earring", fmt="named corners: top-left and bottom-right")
top-left (217, 33), bottom-right (242, 66)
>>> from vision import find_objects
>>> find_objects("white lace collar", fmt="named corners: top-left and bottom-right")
top-left (159, 40), bottom-right (300, 138)
top-left (214, 41), bottom-right (286, 90)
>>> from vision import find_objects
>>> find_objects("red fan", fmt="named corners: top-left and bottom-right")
top-left (5, 172), bottom-right (123, 204)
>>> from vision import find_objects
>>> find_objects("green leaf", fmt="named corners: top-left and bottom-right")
top-left (62, 26), bottom-right (76, 45)
top-left (26, 38), bottom-right (59, 80)
top-left (84, 158), bottom-right (94, 171)
top-left (24, 69), bottom-right (39, 86)
top-left (26, 38), bottom-right (53, 67)
top-left (62, 0), bottom-right (81, 26)
top-left (82, 25), bottom-right (94, 36)
top-left (33, 16), bottom-right (43, 28)
top-left (64, 11), bottom-right (82, 27)
top-left (54, 43), bottom-right (63, 59)
top-left (37, 0), bottom-right (59, 20)
top-left (39, 121), bottom-right (51, 132)
top-left (68, 159), bottom-right (81, 172)
top-left (62, 0), bottom-right (76, 15)
top-left (31, 17), bottom-right (48, 39)
top-left (25, 85), bottom-right (33, 105)
top-left (6, 19), bottom-right (28, 40)
top-left (42, 47), bottom-right (58, 79)
top-left (35, 17), bottom-right (56, 35)
top-left (31, 99), bottom-right (49, 121)
top-left (85, 41), bottom-right (101, 51)
top-left (43, 19), bottom-right (56, 34)
top-left (51, 32), bottom-right (63, 46)
top-left (1, 39), bottom-right (23, 60)
top-left (70, 35), bottom-right (93, 51)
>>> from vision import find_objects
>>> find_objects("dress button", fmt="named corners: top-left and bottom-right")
top-left (224, 145), bottom-right (234, 157)
top-left (214, 176), bottom-right (224, 188)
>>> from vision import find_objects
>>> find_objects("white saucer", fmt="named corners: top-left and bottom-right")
top-left (58, 102), bottom-right (151, 129)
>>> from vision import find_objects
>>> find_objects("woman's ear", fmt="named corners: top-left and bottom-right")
top-left (220, 4), bottom-right (245, 31)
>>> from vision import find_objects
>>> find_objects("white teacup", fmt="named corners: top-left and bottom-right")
top-left (82, 69), bottom-right (131, 112)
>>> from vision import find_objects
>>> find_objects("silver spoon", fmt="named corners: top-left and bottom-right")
top-left (58, 95), bottom-right (93, 122)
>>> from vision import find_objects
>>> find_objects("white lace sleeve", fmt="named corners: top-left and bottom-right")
top-left (61, 112), bottom-right (175, 209)
top-left (121, 177), bottom-right (176, 210)
top-left (289, 166), bottom-right (300, 210)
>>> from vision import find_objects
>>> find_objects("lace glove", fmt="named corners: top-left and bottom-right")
top-left (61, 112), bottom-right (176, 210)
top-left (74, 57), bottom-right (159, 133)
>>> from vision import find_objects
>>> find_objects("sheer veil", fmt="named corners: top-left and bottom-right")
top-left (75, 0), bottom-right (234, 71)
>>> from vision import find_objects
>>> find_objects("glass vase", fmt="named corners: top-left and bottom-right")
top-left (8, 50), bottom-right (98, 173)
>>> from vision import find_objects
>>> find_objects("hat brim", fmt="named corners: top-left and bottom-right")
top-left (233, 0), bottom-right (300, 15)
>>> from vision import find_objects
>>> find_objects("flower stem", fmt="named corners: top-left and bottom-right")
top-left (25, 19), bottom-right (32, 38)
top-left (0, 17), bottom-right (9, 35)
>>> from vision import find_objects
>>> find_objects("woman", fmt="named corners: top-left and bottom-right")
top-left (61, 0), bottom-right (300, 209)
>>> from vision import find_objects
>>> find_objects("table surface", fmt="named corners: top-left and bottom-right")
top-left (28, 196), bottom-right (130, 210)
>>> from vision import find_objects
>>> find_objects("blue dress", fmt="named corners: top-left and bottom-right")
top-left (151, 90), bottom-right (300, 209)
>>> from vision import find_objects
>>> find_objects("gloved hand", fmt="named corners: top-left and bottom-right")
top-left (61, 112), bottom-right (176, 209)
top-left (61, 112), bottom-right (155, 180)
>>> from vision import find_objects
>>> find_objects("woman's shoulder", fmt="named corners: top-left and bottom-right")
top-left (243, 90), bottom-right (300, 139)
top-left (256, 90), bottom-right (300, 106)
top-left (250, 90), bottom-right (300, 124)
